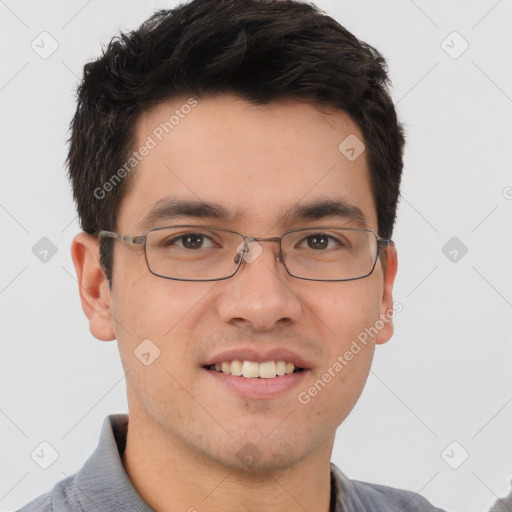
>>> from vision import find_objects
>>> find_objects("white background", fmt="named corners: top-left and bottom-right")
top-left (1, 1), bottom-right (511, 511)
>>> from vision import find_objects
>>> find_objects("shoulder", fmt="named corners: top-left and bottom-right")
top-left (15, 474), bottom-right (80, 512)
top-left (15, 492), bottom-right (53, 512)
top-left (331, 464), bottom-right (445, 512)
top-left (349, 479), bottom-right (446, 511)
top-left (488, 480), bottom-right (512, 512)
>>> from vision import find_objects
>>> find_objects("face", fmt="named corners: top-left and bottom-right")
top-left (74, 94), bottom-right (397, 472)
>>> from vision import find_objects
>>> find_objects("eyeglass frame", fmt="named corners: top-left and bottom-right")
top-left (98, 225), bottom-right (394, 282)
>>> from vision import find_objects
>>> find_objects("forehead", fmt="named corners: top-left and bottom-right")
top-left (116, 94), bottom-right (377, 233)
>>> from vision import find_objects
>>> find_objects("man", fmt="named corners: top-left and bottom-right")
top-left (18, 0), bottom-right (447, 510)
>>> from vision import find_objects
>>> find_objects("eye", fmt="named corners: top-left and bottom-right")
top-left (164, 233), bottom-right (217, 250)
top-left (300, 233), bottom-right (345, 250)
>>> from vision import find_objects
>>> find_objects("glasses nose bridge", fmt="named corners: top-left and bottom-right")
top-left (248, 235), bottom-right (282, 244)
top-left (241, 235), bottom-right (283, 262)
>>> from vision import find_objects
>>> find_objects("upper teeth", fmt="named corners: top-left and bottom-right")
top-left (210, 360), bottom-right (298, 378)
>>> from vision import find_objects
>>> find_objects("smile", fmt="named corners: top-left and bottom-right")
top-left (204, 360), bottom-right (305, 378)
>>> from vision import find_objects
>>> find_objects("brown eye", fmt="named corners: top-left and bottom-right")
top-left (307, 234), bottom-right (329, 250)
top-left (180, 234), bottom-right (205, 249)
top-left (301, 233), bottom-right (345, 250)
top-left (163, 233), bottom-right (215, 249)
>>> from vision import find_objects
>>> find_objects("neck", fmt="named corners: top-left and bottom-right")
top-left (121, 407), bottom-right (335, 512)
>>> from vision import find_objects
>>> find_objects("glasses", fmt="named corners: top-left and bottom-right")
top-left (98, 225), bottom-right (393, 282)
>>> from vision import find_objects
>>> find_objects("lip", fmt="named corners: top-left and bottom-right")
top-left (203, 367), bottom-right (310, 400)
top-left (201, 348), bottom-right (312, 369)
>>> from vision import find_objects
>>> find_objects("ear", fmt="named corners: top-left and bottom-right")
top-left (375, 243), bottom-right (398, 345)
top-left (70, 232), bottom-right (116, 341)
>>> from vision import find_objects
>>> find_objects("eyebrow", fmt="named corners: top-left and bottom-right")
top-left (278, 199), bottom-right (367, 228)
top-left (139, 197), bottom-right (367, 230)
top-left (139, 198), bottom-right (237, 230)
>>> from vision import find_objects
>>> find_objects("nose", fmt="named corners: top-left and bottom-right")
top-left (216, 238), bottom-right (303, 331)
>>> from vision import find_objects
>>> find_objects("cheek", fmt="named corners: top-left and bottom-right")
top-left (108, 278), bottom-right (201, 382)
top-left (109, 275), bottom-right (223, 392)
top-left (298, 280), bottom-right (383, 414)
top-left (111, 274), bottom-right (204, 336)
top-left (308, 279), bottom-right (384, 344)
top-left (296, 339), bottom-right (375, 436)
top-left (109, 280), bottom-right (204, 415)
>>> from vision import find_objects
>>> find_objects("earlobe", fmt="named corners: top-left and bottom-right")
top-left (70, 232), bottom-right (116, 341)
top-left (375, 244), bottom-right (398, 345)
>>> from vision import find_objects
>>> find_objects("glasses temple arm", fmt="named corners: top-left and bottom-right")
top-left (98, 231), bottom-right (146, 245)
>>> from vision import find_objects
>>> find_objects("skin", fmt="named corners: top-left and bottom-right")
top-left (71, 94), bottom-right (397, 512)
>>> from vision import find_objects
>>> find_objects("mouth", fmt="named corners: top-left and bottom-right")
top-left (200, 349), bottom-right (312, 398)
top-left (203, 360), bottom-right (306, 379)
top-left (202, 360), bottom-right (310, 400)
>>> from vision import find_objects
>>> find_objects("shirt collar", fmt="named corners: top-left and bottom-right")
top-left (73, 414), bottom-right (153, 511)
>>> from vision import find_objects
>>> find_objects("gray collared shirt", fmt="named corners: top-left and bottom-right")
top-left (17, 414), bottom-right (447, 511)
